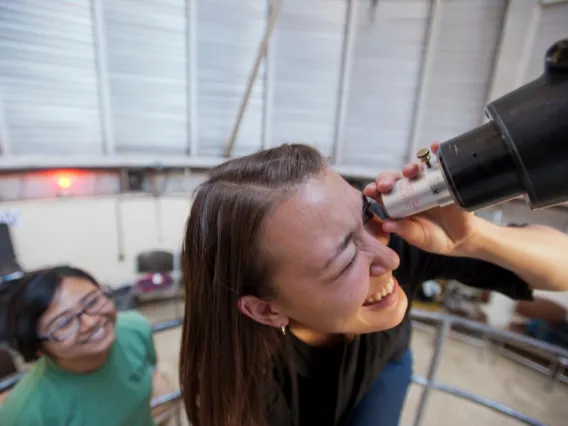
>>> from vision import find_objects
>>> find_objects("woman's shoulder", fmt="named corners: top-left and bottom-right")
top-left (115, 310), bottom-right (152, 336)
top-left (0, 360), bottom-right (65, 424)
top-left (113, 310), bottom-right (155, 359)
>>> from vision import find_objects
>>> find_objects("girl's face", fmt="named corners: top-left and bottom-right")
top-left (37, 277), bottom-right (117, 361)
top-left (260, 168), bottom-right (408, 339)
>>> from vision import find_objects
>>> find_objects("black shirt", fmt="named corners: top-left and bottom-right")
top-left (267, 234), bottom-right (533, 426)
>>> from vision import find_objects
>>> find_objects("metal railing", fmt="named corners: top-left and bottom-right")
top-left (2, 312), bottom-right (567, 426)
top-left (408, 310), bottom-right (568, 426)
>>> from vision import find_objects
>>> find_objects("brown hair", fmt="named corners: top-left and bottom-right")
top-left (180, 144), bottom-right (327, 426)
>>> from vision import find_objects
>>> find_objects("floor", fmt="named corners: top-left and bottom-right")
top-left (141, 300), bottom-right (568, 426)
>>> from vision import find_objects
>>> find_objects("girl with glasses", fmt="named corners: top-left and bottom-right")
top-left (0, 266), bottom-right (162, 426)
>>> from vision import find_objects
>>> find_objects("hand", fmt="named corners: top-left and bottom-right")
top-left (364, 141), bottom-right (482, 256)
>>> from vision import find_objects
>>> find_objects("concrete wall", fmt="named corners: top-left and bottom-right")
top-left (3, 195), bottom-right (192, 287)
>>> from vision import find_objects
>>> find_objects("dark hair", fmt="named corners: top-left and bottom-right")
top-left (0, 265), bottom-right (99, 362)
top-left (180, 144), bottom-right (327, 426)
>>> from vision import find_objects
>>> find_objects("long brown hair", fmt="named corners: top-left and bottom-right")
top-left (180, 144), bottom-right (327, 426)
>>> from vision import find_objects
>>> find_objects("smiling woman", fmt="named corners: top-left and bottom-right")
top-left (0, 266), bottom-right (160, 426)
top-left (179, 143), bottom-right (564, 426)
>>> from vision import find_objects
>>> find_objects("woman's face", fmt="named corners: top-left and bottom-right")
top-left (262, 168), bottom-right (408, 337)
top-left (37, 277), bottom-right (117, 361)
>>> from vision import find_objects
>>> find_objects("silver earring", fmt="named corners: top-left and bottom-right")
top-left (281, 325), bottom-right (287, 336)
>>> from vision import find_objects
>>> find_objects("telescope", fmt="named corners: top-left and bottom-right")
top-left (380, 39), bottom-right (568, 219)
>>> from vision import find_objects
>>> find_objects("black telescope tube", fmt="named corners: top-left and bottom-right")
top-left (437, 39), bottom-right (568, 212)
top-left (437, 121), bottom-right (523, 211)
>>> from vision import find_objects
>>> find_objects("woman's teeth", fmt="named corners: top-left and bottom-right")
top-left (86, 324), bottom-right (106, 343)
top-left (365, 279), bottom-right (395, 305)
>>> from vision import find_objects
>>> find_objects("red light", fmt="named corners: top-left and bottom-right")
top-left (57, 176), bottom-right (72, 189)
top-left (51, 171), bottom-right (76, 190)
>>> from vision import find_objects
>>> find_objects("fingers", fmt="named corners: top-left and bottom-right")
top-left (402, 161), bottom-right (423, 179)
top-left (364, 170), bottom-right (402, 198)
top-left (431, 140), bottom-right (440, 154)
top-left (364, 140), bottom-right (439, 197)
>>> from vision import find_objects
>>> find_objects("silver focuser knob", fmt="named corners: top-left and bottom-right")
top-left (380, 149), bottom-right (455, 219)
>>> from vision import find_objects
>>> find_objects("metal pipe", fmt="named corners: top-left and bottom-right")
top-left (0, 373), bottom-right (21, 394)
top-left (186, 0), bottom-right (198, 156)
top-left (0, 157), bottom-right (388, 181)
top-left (412, 375), bottom-right (547, 426)
top-left (224, 0), bottom-right (282, 157)
top-left (413, 318), bottom-right (450, 426)
top-left (0, 97), bottom-right (12, 156)
top-left (411, 309), bottom-right (568, 359)
top-left (331, 0), bottom-right (358, 165)
top-left (261, 0), bottom-right (277, 150)
top-left (115, 169), bottom-right (127, 262)
top-left (151, 390), bottom-right (181, 408)
top-left (406, 0), bottom-right (443, 162)
top-left (90, 0), bottom-right (115, 156)
top-left (150, 318), bottom-right (183, 333)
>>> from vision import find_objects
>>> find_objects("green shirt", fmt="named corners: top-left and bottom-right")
top-left (0, 310), bottom-right (157, 426)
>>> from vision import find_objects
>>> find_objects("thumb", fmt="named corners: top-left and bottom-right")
top-left (382, 219), bottom-right (429, 247)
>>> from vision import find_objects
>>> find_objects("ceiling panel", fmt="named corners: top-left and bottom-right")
top-left (415, 0), bottom-right (507, 148)
top-left (341, 0), bottom-right (430, 170)
top-left (270, 0), bottom-right (345, 157)
top-left (103, 0), bottom-right (189, 155)
top-left (0, 0), bottom-right (102, 155)
top-left (196, 0), bottom-right (266, 157)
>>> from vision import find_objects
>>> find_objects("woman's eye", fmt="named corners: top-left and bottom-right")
top-left (341, 251), bottom-right (358, 275)
top-left (85, 296), bottom-right (98, 308)
top-left (54, 318), bottom-right (73, 330)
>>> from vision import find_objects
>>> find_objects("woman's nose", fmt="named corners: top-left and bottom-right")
top-left (368, 240), bottom-right (400, 276)
top-left (79, 314), bottom-right (98, 331)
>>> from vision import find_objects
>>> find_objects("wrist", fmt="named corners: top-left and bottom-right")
top-left (453, 216), bottom-right (501, 260)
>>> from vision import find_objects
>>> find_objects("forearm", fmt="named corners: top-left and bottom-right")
top-left (457, 218), bottom-right (568, 292)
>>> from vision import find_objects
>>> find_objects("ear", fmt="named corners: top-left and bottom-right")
top-left (238, 295), bottom-right (288, 329)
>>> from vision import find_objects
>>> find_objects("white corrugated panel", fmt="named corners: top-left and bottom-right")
top-left (196, 0), bottom-right (266, 157)
top-left (341, 0), bottom-right (430, 170)
top-left (415, 0), bottom-right (506, 147)
top-left (103, 0), bottom-right (188, 155)
top-left (270, 0), bottom-right (345, 156)
top-left (525, 2), bottom-right (568, 82)
top-left (0, 0), bottom-right (102, 155)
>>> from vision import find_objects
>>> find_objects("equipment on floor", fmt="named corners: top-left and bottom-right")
top-left (379, 39), bottom-right (568, 219)
top-left (134, 251), bottom-right (176, 301)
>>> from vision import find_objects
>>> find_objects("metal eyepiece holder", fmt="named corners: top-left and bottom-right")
top-left (379, 149), bottom-right (455, 219)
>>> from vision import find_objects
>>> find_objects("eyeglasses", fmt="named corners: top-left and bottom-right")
top-left (39, 287), bottom-right (115, 343)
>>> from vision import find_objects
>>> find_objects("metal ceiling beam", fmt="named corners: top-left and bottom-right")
top-left (331, 0), bottom-right (358, 166)
top-left (186, 0), bottom-right (199, 156)
top-left (0, 155), bottom-right (382, 180)
top-left (224, 0), bottom-right (282, 157)
top-left (261, 0), bottom-right (277, 150)
top-left (0, 97), bottom-right (11, 156)
top-left (406, 0), bottom-right (444, 163)
top-left (90, 0), bottom-right (115, 156)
